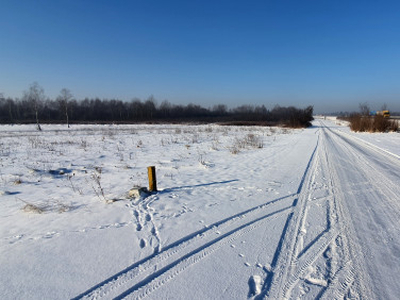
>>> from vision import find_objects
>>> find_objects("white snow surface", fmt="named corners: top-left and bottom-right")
top-left (1, 119), bottom-right (399, 299)
top-left (323, 116), bottom-right (400, 157)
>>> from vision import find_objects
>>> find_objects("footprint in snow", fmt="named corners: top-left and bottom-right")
top-left (7, 234), bottom-right (24, 244)
top-left (43, 232), bottom-right (59, 239)
top-left (248, 275), bottom-right (263, 297)
top-left (114, 222), bottom-right (128, 228)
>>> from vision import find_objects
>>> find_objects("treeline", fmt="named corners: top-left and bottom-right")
top-left (0, 84), bottom-right (313, 128)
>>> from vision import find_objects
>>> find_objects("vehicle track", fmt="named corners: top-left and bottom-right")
top-left (326, 126), bottom-right (400, 215)
top-left (262, 133), bottom-right (339, 299)
top-left (73, 193), bottom-right (296, 299)
top-left (317, 123), bottom-right (373, 299)
top-left (318, 120), bottom-right (400, 298)
top-left (262, 121), bottom-right (380, 299)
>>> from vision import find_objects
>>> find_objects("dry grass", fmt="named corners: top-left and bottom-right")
top-left (349, 114), bottom-right (399, 132)
top-left (19, 198), bottom-right (72, 214)
top-left (91, 167), bottom-right (106, 201)
top-left (13, 177), bottom-right (22, 185)
top-left (22, 202), bottom-right (46, 214)
top-left (229, 133), bottom-right (264, 154)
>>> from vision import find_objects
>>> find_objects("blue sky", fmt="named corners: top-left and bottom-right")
top-left (1, 0), bottom-right (399, 113)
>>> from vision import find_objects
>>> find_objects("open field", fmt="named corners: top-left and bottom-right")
top-left (1, 120), bottom-right (400, 299)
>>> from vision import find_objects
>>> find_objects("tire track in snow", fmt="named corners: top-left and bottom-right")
top-left (275, 121), bottom-right (375, 299)
top-left (319, 128), bottom-right (366, 298)
top-left (317, 121), bottom-right (400, 298)
top-left (318, 263), bottom-right (356, 300)
top-left (327, 126), bottom-right (400, 190)
top-left (116, 205), bottom-right (291, 300)
top-left (282, 130), bottom-right (348, 298)
top-left (333, 126), bottom-right (400, 160)
top-left (72, 193), bottom-right (296, 300)
top-left (327, 127), bottom-right (400, 219)
top-left (261, 124), bottom-right (370, 299)
top-left (262, 135), bottom-right (322, 299)
top-left (296, 124), bottom-right (363, 299)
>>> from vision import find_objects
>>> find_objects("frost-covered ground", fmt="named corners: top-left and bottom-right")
top-left (1, 120), bottom-right (399, 299)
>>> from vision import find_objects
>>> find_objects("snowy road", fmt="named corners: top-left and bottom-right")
top-left (317, 121), bottom-right (400, 299)
top-left (71, 121), bottom-right (400, 299)
top-left (267, 120), bottom-right (400, 299)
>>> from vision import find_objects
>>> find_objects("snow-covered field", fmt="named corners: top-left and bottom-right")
top-left (1, 119), bottom-right (399, 299)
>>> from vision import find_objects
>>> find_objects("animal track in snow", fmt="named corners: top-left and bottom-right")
top-left (130, 195), bottom-right (162, 255)
top-left (3, 222), bottom-right (130, 245)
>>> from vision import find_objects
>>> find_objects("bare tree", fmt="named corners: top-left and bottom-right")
top-left (23, 82), bottom-right (45, 131)
top-left (57, 88), bottom-right (73, 128)
top-left (359, 102), bottom-right (370, 116)
top-left (381, 103), bottom-right (388, 111)
top-left (212, 104), bottom-right (227, 115)
top-left (159, 100), bottom-right (172, 118)
top-left (144, 95), bottom-right (157, 119)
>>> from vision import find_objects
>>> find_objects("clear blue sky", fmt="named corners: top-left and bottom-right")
top-left (1, 0), bottom-right (400, 113)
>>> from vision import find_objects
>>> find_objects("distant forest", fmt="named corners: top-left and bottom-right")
top-left (0, 84), bottom-right (314, 128)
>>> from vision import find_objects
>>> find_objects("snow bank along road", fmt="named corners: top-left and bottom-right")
top-left (71, 120), bottom-right (400, 300)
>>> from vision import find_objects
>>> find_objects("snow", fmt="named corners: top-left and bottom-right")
top-left (321, 116), bottom-right (400, 157)
top-left (1, 120), bottom-right (399, 299)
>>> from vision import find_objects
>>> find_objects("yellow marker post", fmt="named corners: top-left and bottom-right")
top-left (147, 166), bottom-right (157, 192)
